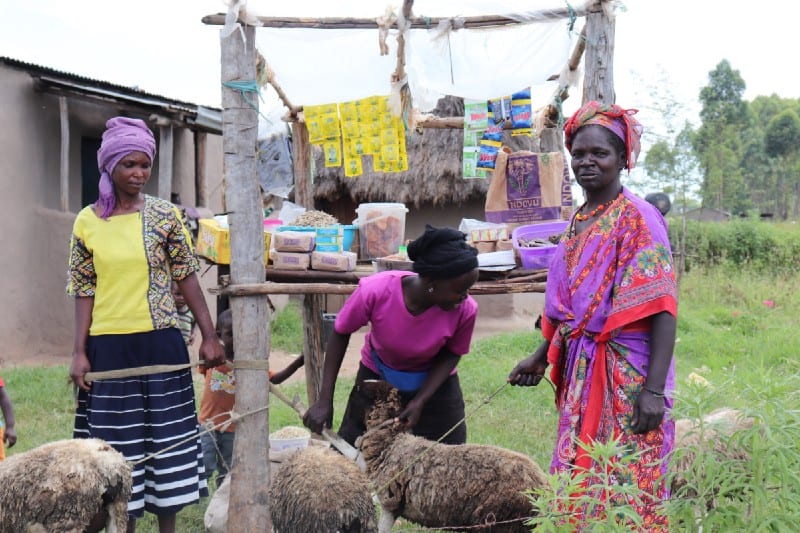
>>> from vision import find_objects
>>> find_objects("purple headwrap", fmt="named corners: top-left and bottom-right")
top-left (96, 117), bottom-right (156, 219)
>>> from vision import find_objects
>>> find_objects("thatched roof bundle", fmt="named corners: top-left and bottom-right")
top-left (312, 96), bottom-right (534, 208)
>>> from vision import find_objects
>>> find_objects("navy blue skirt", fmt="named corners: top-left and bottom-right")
top-left (73, 328), bottom-right (208, 518)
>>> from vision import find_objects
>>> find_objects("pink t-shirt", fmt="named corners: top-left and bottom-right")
top-left (335, 271), bottom-right (478, 374)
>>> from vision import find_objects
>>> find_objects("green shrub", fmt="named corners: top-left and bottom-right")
top-left (669, 219), bottom-right (800, 274)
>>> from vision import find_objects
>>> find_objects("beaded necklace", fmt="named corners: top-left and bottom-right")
top-left (574, 190), bottom-right (622, 222)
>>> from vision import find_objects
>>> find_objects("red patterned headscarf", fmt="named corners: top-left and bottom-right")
top-left (563, 101), bottom-right (643, 172)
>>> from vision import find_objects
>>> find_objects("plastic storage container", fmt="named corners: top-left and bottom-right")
top-left (512, 220), bottom-right (569, 270)
top-left (355, 203), bottom-right (408, 260)
top-left (269, 426), bottom-right (310, 452)
top-left (341, 224), bottom-right (357, 253)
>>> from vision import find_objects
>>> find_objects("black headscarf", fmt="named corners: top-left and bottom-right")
top-left (407, 225), bottom-right (478, 280)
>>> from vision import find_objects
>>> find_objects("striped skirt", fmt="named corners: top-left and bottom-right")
top-left (73, 328), bottom-right (208, 518)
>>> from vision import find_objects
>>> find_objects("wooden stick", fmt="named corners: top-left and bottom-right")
top-left (213, 280), bottom-right (546, 296)
top-left (291, 121), bottom-right (314, 209)
top-left (258, 52), bottom-right (301, 115)
top-left (392, 0), bottom-right (414, 83)
top-left (201, 8), bottom-right (587, 29)
top-left (265, 268), bottom-right (370, 283)
top-left (85, 362), bottom-right (199, 382)
top-left (268, 383), bottom-right (362, 463)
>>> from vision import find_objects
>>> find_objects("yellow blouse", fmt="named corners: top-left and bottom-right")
top-left (67, 195), bottom-right (199, 336)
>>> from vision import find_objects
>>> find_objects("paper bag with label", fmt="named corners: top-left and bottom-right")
top-left (485, 148), bottom-right (572, 225)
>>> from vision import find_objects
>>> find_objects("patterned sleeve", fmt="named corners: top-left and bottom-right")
top-left (166, 205), bottom-right (200, 281)
top-left (66, 233), bottom-right (96, 297)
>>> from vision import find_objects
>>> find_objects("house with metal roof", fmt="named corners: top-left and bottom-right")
top-left (0, 56), bottom-right (226, 360)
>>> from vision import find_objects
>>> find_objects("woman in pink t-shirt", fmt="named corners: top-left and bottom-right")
top-left (304, 225), bottom-right (479, 445)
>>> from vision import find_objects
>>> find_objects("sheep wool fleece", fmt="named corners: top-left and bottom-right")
top-left (0, 438), bottom-right (131, 532)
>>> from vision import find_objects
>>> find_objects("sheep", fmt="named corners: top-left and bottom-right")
top-left (0, 438), bottom-right (131, 533)
top-left (269, 445), bottom-right (378, 533)
top-left (671, 407), bottom-right (755, 496)
top-left (357, 380), bottom-right (549, 533)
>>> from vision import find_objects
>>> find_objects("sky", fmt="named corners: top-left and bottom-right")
top-left (2, 0), bottom-right (797, 145)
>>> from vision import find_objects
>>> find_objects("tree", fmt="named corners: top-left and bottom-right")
top-left (644, 122), bottom-right (702, 215)
top-left (764, 109), bottom-right (800, 158)
top-left (626, 66), bottom-right (697, 199)
top-left (763, 109), bottom-right (800, 218)
top-left (694, 60), bottom-right (750, 213)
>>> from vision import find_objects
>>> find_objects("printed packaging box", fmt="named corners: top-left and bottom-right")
top-left (197, 218), bottom-right (271, 265)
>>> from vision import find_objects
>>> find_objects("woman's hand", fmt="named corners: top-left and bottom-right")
top-left (396, 398), bottom-right (424, 430)
top-left (508, 349), bottom-right (549, 387)
top-left (303, 400), bottom-right (333, 435)
top-left (70, 350), bottom-right (92, 392)
top-left (3, 424), bottom-right (16, 448)
top-left (632, 388), bottom-right (665, 434)
top-left (199, 335), bottom-right (225, 368)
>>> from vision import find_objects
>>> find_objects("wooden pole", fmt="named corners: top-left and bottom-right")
top-left (58, 96), bottom-right (69, 212)
top-left (583, 0), bottom-right (616, 104)
top-left (195, 130), bottom-right (207, 207)
top-left (157, 124), bottom-right (174, 200)
top-left (220, 23), bottom-right (272, 531)
top-left (392, 0), bottom-right (413, 83)
top-left (202, 8), bottom-right (587, 29)
top-left (291, 121), bottom-right (313, 210)
top-left (214, 280), bottom-right (547, 296)
top-left (302, 294), bottom-right (325, 407)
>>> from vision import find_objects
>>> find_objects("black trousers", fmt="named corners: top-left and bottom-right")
top-left (337, 363), bottom-right (467, 446)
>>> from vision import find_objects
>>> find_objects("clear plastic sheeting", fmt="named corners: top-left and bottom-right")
top-left (406, 19), bottom-right (572, 111)
top-left (249, 0), bottom-right (582, 109)
top-left (258, 28), bottom-right (399, 105)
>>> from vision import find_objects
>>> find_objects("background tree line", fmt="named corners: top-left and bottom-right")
top-left (637, 59), bottom-right (800, 220)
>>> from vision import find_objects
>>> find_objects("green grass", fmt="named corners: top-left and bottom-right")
top-left (3, 268), bottom-right (800, 531)
top-left (268, 300), bottom-right (303, 352)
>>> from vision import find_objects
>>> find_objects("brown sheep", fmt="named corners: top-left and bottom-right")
top-left (357, 380), bottom-right (548, 533)
top-left (269, 445), bottom-right (378, 533)
top-left (0, 438), bottom-right (131, 532)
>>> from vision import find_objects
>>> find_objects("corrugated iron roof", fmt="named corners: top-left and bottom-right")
top-left (1, 55), bottom-right (218, 111)
top-left (1, 56), bottom-right (222, 133)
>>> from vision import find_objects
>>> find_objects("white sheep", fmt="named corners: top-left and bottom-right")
top-left (357, 380), bottom-right (549, 533)
top-left (269, 445), bottom-right (378, 533)
top-left (0, 438), bottom-right (131, 533)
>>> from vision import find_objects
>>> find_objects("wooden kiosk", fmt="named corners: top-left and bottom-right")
top-left (203, 1), bottom-right (617, 528)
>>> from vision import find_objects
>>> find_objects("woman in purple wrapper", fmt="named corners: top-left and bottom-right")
top-left (508, 101), bottom-right (678, 530)
top-left (303, 225), bottom-right (479, 446)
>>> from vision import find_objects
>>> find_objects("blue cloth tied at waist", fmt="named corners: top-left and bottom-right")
top-left (370, 346), bottom-right (429, 393)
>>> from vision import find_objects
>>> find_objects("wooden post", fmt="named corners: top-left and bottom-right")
top-left (58, 96), bottom-right (69, 212)
top-left (302, 294), bottom-right (325, 406)
top-left (158, 124), bottom-right (174, 200)
top-left (583, 0), bottom-right (616, 104)
top-left (289, 119), bottom-right (326, 405)
top-left (195, 130), bottom-right (208, 207)
top-left (221, 23), bottom-right (272, 531)
top-left (291, 120), bottom-right (313, 210)
top-left (539, 127), bottom-right (563, 152)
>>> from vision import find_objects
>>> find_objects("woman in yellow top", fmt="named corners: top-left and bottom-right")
top-left (67, 117), bottom-right (224, 533)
